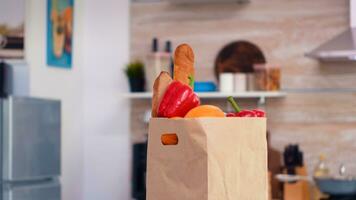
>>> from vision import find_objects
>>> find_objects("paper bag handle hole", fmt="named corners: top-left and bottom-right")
top-left (161, 133), bottom-right (179, 145)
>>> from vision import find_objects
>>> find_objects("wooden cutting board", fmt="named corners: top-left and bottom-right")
top-left (214, 41), bottom-right (266, 80)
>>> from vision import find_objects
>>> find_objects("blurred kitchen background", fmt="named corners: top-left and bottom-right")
top-left (1, 0), bottom-right (356, 199)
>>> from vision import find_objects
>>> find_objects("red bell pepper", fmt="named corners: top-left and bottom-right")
top-left (252, 109), bottom-right (266, 117)
top-left (235, 110), bottom-right (257, 117)
top-left (157, 77), bottom-right (200, 118)
top-left (227, 96), bottom-right (241, 114)
top-left (226, 96), bottom-right (265, 117)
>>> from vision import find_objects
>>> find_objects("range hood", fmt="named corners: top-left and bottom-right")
top-left (306, 0), bottom-right (356, 61)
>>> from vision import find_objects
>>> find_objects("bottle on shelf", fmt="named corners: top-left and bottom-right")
top-left (164, 40), bottom-right (174, 76)
top-left (144, 38), bottom-right (171, 91)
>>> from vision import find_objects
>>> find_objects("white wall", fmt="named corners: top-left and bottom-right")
top-left (81, 0), bottom-right (130, 199)
top-left (25, 0), bottom-right (85, 199)
top-left (25, 0), bottom-right (130, 199)
top-left (0, 0), bottom-right (25, 27)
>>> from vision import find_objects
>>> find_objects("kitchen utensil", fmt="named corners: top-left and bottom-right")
top-left (214, 41), bottom-right (266, 80)
top-left (283, 144), bottom-right (304, 175)
top-left (246, 73), bottom-right (256, 91)
top-left (254, 63), bottom-right (281, 91)
top-left (276, 174), bottom-right (312, 182)
top-left (314, 177), bottom-right (356, 196)
top-left (219, 73), bottom-right (234, 92)
top-left (234, 73), bottom-right (247, 92)
top-left (314, 164), bottom-right (356, 196)
top-left (314, 154), bottom-right (330, 177)
top-left (194, 81), bottom-right (216, 92)
top-left (276, 174), bottom-right (356, 196)
top-left (144, 38), bottom-right (171, 91)
top-left (281, 167), bottom-right (310, 200)
top-left (281, 144), bottom-right (310, 200)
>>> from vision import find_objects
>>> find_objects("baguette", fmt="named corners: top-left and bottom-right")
top-left (151, 71), bottom-right (173, 117)
top-left (173, 44), bottom-right (195, 88)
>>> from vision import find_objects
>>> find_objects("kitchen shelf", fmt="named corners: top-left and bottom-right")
top-left (1, 59), bottom-right (27, 65)
top-left (123, 91), bottom-right (286, 105)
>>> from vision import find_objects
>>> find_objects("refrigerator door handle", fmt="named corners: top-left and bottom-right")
top-left (3, 177), bottom-right (58, 188)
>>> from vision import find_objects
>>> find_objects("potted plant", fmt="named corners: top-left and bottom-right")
top-left (125, 61), bottom-right (145, 92)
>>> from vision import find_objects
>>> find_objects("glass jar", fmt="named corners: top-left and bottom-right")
top-left (253, 64), bottom-right (281, 91)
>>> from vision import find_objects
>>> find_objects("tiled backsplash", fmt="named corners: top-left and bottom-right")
top-left (130, 0), bottom-right (356, 175)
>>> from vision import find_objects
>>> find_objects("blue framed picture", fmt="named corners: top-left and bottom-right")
top-left (47, 0), bottom-right (74, 68)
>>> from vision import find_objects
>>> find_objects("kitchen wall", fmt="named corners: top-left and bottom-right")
top-left (26, 0), bottom-right (85, 199)
top-left (81, 0), bottom-right (130, 199)
top-left (130, 0), bottom-right (356, 175)
top-left (26, 0), bottom-right (130, 199)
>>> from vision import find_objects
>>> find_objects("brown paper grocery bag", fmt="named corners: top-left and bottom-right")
top-left (147, 118), bottom-right (267, 200)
